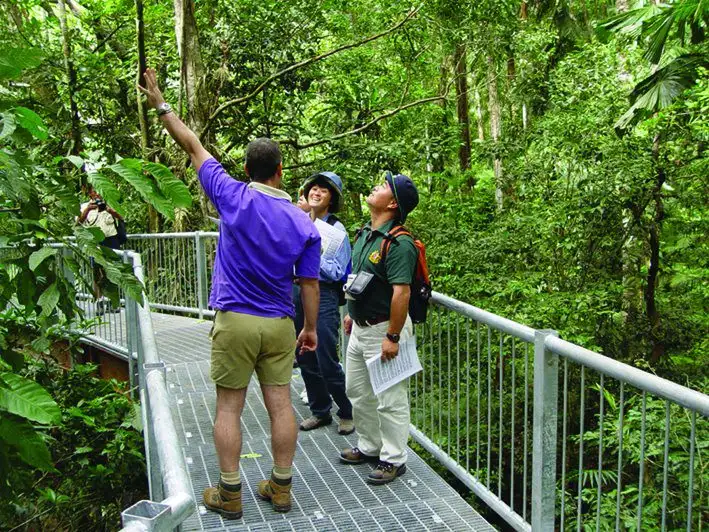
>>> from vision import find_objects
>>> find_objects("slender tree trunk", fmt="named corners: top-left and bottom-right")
top-left (474, 89), bottom-right (485, 140)
top-left (647, 133), bottom-right (665, 363)
top-left (432, 54), bottom-right (449, 176)
top-left (58, 0), bottom-right (82, 158)
top-left (454, 43), bottom-right (471, 178)
top-left (487, 55), bottom-right (503, 210)
top-left (135, 0), bottom-right (159, 232)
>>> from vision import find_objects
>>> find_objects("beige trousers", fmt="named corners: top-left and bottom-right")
top-left (345, 316), bottom-right (413, 465)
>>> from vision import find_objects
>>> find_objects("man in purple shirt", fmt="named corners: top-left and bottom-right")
top-left (139, 68), bottom-right (320, 519)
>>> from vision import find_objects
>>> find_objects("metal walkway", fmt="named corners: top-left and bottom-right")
top-left (111, 311), bottom-right (495, 531)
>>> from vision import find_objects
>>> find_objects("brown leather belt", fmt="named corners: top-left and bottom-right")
top-left (354, 315), bottom-right (389, 327)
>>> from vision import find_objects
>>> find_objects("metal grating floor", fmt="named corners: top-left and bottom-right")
top-left (94, 311), bottom-right (495, 531)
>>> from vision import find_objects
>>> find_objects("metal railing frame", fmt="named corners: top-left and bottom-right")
top-left (63, 247), bottom-right (195, 531)
top-left (82, 232), bottom-right (708, 531)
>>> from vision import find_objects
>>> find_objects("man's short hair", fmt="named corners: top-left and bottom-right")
top-left (245, 138), bottom-right (282, 182)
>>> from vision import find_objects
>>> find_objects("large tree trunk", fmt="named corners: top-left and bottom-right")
top-left (173, 0), bottom-right (209, 224)
top-left (58, 0), bottom-right (82, 159)
top-left (486, 55), bottom-right (503, 210)
top-left (647, 133), bottom-right (665, 363)
top-left (454, 43), bottom-right (471, 177)
top-left (174, 0), bottom-right (207, 134)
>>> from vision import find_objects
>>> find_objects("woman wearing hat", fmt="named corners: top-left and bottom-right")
top-left (293, 172), bottom-right (354, 434)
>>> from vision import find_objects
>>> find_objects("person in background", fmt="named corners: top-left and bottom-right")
top-left (77, 186), bottom-right (124, 313)
top-left (293, 172), bottom-right (354, 435)
top-left (139, 68), bottom-right (321, 518)
top-left (339, 172), bottom-right (419, 485)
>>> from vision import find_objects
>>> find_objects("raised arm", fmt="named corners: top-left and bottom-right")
top-left (138, 68), bottom-right (212, 171)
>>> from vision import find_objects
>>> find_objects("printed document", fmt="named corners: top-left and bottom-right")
top-left (314, 218), bottom-right (347, 260)
top-left (366, 336), bottom-right (422, 395)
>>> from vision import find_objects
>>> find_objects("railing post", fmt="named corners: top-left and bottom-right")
top-left (123, 253), bottom-right (139, 398)
top-left (143, 362), bottom-right (166, 502)
top-left (532, 329), bottom-right (559, 530)
top-left (195, 231), bottom-right (207, 319)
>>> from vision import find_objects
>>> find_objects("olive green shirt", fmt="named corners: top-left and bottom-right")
top-left (347, 219), bottom-right (417, 321)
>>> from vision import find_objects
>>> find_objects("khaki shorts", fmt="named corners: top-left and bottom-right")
top-left (210, 310), bottom-right (296, 389)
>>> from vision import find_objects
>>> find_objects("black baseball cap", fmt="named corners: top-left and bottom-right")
top-left (385, 171), bottom-right (419, 222)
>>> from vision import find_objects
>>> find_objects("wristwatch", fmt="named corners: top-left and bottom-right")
top-left (156, 102), bottom-right (173, 116)
top-left (386, 332), bottom-right (400, 343)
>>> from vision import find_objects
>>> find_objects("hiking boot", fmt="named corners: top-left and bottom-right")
top-left (257, 475), bottom-right (292, 513)
top-left (337, 418), bottom-right (355, 435)
top-left (299, 415), bottom-right (332, 431)
top-left (203, 483), bottom-right (243, 519)
top-left (367, 461), bottom-right (407, 485)
top-left (339, 447), bottom-right (378, 465)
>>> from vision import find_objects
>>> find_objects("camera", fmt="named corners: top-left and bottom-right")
top-left (94, 199), bottom-right (107, 211)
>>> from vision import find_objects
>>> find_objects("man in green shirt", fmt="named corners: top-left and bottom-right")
top-left (340, 172), bottom-right (419, 485)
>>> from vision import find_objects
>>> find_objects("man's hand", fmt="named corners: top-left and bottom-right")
top-left (381, 337), bottom-right (399, 361)
top-left (297, 328), bottom-right (317, 354)
top-left (343, 314), bottom-right (353, 336)
top-left (137, 68), bottom-right (166, 109)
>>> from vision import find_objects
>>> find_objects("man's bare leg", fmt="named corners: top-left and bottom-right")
top-left (214, 385), bottom-right (248, 472)
top-left (261, 384), bottom-right (297, 467)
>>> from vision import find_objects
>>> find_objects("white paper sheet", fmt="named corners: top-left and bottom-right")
top-left (366, 336), bottom-right (422, 395)
top-left (314, 218), bottom-right (347, 260)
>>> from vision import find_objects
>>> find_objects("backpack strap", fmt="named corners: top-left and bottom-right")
top-left (380, 225), bottom-right (412, 260)
top-left (325, 214), bottom-right (340, 226)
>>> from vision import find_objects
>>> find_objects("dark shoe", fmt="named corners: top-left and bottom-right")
top-left (339, 447), bottom-right (378, 465)
top-left (299, 415), bottom-right (332, 431)
top-left (203, 483), bottom-right (243, 519)
top-left (337, 418), bottom-right (355, 435)
top-left (367, 461), bottom-right (407, 485)
top-left (257, 475), bottom-right (292, 513)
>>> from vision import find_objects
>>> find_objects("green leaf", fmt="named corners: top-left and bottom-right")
top-left (0, 47), bottom-right (43, 79)
top-left (66, 155), bottom-right (84, 169)
top-left (109, 159), bottom-right (175, 219)
top-left (0, 372), bottom-right (61, 425)
top-left (0, 416), bottom-right (55, 471)
top-left (143, 162), bottom-right (193, 209)
top-left (29, 247), bottom-right (58, 271)
top-left (14, 107), bottom-right (48, 140)
top-left (31, 336), bottom-right (51, 353)
top-left (38, 282), bottom-right (60, 317)
top-left (0, 111), bottom-right (16, 140)
top-left (88, 171), bottom-right (123, 217)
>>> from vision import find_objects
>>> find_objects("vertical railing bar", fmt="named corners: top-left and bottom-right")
top-left (636, 391), bottom-right (647, 532)
top-left (430, 306), bottom-right (435, 436)
top-left (438, 307), bottom-right (443, 443)
top-left (686, 410), bottom-right (696, 532)
top-left (456, 314), bottom-right (460, 464)
top-left (498, 334), bottom-right (503, 499)
top-left (447, 311), bottom-right (451, 457)
top-left (487, 327), bottom-right (492, 488)
top-left (595, 373), bottom-right (604, 531)
top-left (476, 322), bottom-right (481, 476)
top-left (561, 358), bottom-right (568, 532)
top-left (523, 341), bottom-right (529, 522)
top-left (466, 320), bottom-right (471, 473)
top-left (661, 400), bottom-right (670, 531)
top-left (615, 382), bottom-right (625, 532)
top-left (510, 338), bottom-right (516, 513)
top-left (576, 365), bottom-right (585, 532)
